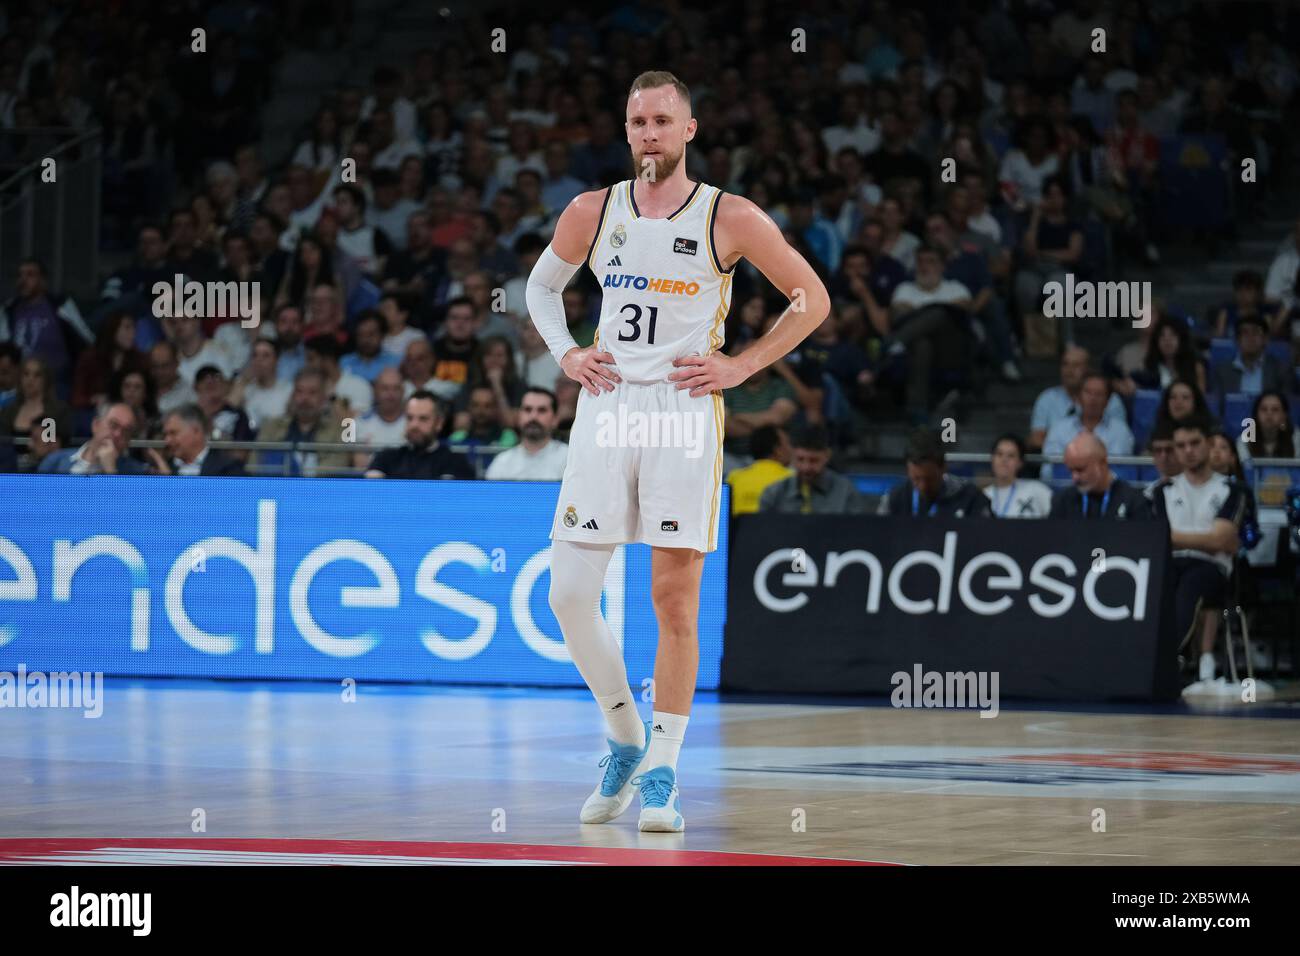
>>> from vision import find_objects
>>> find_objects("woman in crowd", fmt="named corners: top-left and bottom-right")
top-left (1238, 390), bottom-right (1298, 462)
top-left (70, 310), bottom-right (147, 411)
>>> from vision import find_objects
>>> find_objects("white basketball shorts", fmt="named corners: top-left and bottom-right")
top-left (550, 379), bottom-right (724, 553)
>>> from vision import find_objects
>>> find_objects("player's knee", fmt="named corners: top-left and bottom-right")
top-left (548, 573), bottom-right (597, 625)
top-left (651, 582), bottom-right (697, 634)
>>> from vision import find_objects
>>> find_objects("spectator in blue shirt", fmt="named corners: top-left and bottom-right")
top-left (1041, 371), bottom-right (1135, 472)
top-left (341, 310), bottom-right (401, 382)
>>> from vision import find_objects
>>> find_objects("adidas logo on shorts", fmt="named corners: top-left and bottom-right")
top-left (581, 518), bottom-right (600, 530)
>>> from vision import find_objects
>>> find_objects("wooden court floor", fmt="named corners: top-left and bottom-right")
top-left (0, 680), bottom-right (1297, 865)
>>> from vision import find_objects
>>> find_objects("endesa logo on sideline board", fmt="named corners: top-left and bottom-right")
top-left (0, 477), bottom-right (728, 688)
top-left (723, 515), bottom-right (1179, 701)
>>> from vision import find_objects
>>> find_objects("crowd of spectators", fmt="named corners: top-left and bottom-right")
top-left (0, 0), bottom-right (1298, 495)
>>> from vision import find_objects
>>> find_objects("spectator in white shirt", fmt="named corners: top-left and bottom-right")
top-left (1263, 217), bottom-right (1300, 311)
top-left (291, 107), bottom-right (341, 173)
top-left (997, 118), bottom-right (1060, 210)
top-left (351, 367), bottom-right (408, 469)
top-left (1151, 417), bottom-right (1248, 682)
top-left (166, 312), bottom-right (232, 386)
top-left (878, 196), bottom-right (920, 271)
top-left (231, 337), bottom-right (291, 431)
top-left (485, 387), bottom-right (568, 480)
top-left (333, 184), bottom-right (392, 278)
top-left (495, 120), bottom-right (546, 185)
top-left (149, 340), bottom-right (198, 414)
top-left (368, 105), bottom-right (422, 171)
top-left (515, 315), bottom-right (562, 390)
top-left (379, 293), bottom-right (426, 359)
top-left (367, 169), bottom-right (421, 253)
top-left (360, 67), bottom-right (417, 142)
top-left (822, 89), bottom-right (881, 158)
top-left (984, 434), bottom-right (1053, 518)
top-left (306, 334), bottom-right (372, 416)
top-left (886, 244), bottom-right (972, 423)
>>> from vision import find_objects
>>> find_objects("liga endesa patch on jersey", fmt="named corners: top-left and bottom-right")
top-left (601, 273), bottom-right (701, 295)
top-left (673, 237), bottom-right (697, 255)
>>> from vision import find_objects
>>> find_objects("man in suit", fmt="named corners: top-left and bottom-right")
top-left (1210, 314), bottom-right (1289, 396)
top-left (147, 403), bottom-right (245, 476)
top-left (39, 402), bottom-right (149, 475)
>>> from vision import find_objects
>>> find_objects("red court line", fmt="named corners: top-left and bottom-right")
top-left (0, 838), bottom-right (891, 866)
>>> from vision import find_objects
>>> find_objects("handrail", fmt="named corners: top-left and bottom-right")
top-left (0, 127), bottom-right (102, 195)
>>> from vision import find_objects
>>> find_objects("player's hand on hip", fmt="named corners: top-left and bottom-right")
top-left (562, 346), bottom-right (621, 395)
top-left (669, 352), bottom-right (748, 397)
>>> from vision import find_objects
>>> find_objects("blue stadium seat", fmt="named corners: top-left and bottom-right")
top-left (1208, 337), bottom-right (1235, 370)
top-left (1222, 393), bottom-right (1253, 438)
top-left (1049, 463), bottom-right (1071, 483)
top-left (1265, 340), bottom-right (1291, 367)
top-left (1205, 389), bottom-right (1223, 418)
top-left (1132, 389), bottom-right (1161, 448)
top-left (851, 475), bottom-right (898, 497)
top-left (1112, 464), bottom-right (1140, 482)
top-left (1078, 218), bottom-right (1109, 278)
top-left (985, 130), bottom-right (1010, 159)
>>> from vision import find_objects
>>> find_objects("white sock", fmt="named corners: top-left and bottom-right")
top-left (1199, 652), bottom-right (1216, 680)
top-left (646, 711), bottom-right (689, 773)
top-left (596, 688), bottom-right (644, 748)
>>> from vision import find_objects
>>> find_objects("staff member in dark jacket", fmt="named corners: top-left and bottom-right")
top-left (365, 390), bottom-right (474, 480)
top-left (1049, 432), bottom-right (1151, 519)
top-left (878, 428), bottom-right (992, 517)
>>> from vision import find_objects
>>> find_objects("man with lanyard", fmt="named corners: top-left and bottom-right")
top-left (878, 428), bottom-right (992, 517)
top-left (1049, 432), bottom-right (1151, 519)
top-left (984, 433), bottom-right (1052, 518)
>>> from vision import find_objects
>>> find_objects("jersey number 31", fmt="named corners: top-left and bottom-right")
top-left (616, 303), bottom-right (658, 345)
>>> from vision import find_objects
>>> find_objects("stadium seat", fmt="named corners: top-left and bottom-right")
top-left (1132, 389), bottom-right (1161, 449)
top-left (1208, 337), bottom-right (1235, 370)
top-left (1222, 393), bottom-right (1253, 438)
top-left (1112, 464), bottom-right (1140, 482)
top-left (1265, 340), bottom-right (1291, 367)
top-left (851, 474), bottom-right (898, 498)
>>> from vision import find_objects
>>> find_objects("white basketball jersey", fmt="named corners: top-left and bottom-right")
top-left (585, 179), bottom-right (735, 383)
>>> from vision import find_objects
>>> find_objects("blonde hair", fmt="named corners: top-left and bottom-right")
top-left (627, 71), bottom-right (692, 113)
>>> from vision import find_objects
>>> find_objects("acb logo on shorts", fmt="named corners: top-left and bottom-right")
top-left (661, 520), bottom-right (679, 533)
top-left (563, 505), bottom-right (578, 528)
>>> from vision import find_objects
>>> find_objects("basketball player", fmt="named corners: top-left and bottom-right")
top-left (525, 72), bottom-right (829, 831)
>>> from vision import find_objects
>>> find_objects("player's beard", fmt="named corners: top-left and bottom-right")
top-left (637, 147), bottom-right (681, 182)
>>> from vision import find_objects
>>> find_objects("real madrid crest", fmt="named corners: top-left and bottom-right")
top-left (611, 224), bottom-right (627, 248)
top-left (563, 505), bottom-right (578, 528)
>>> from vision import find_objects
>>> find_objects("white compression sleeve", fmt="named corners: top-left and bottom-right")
top-left (526, 244), bottom-right (583, 366)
